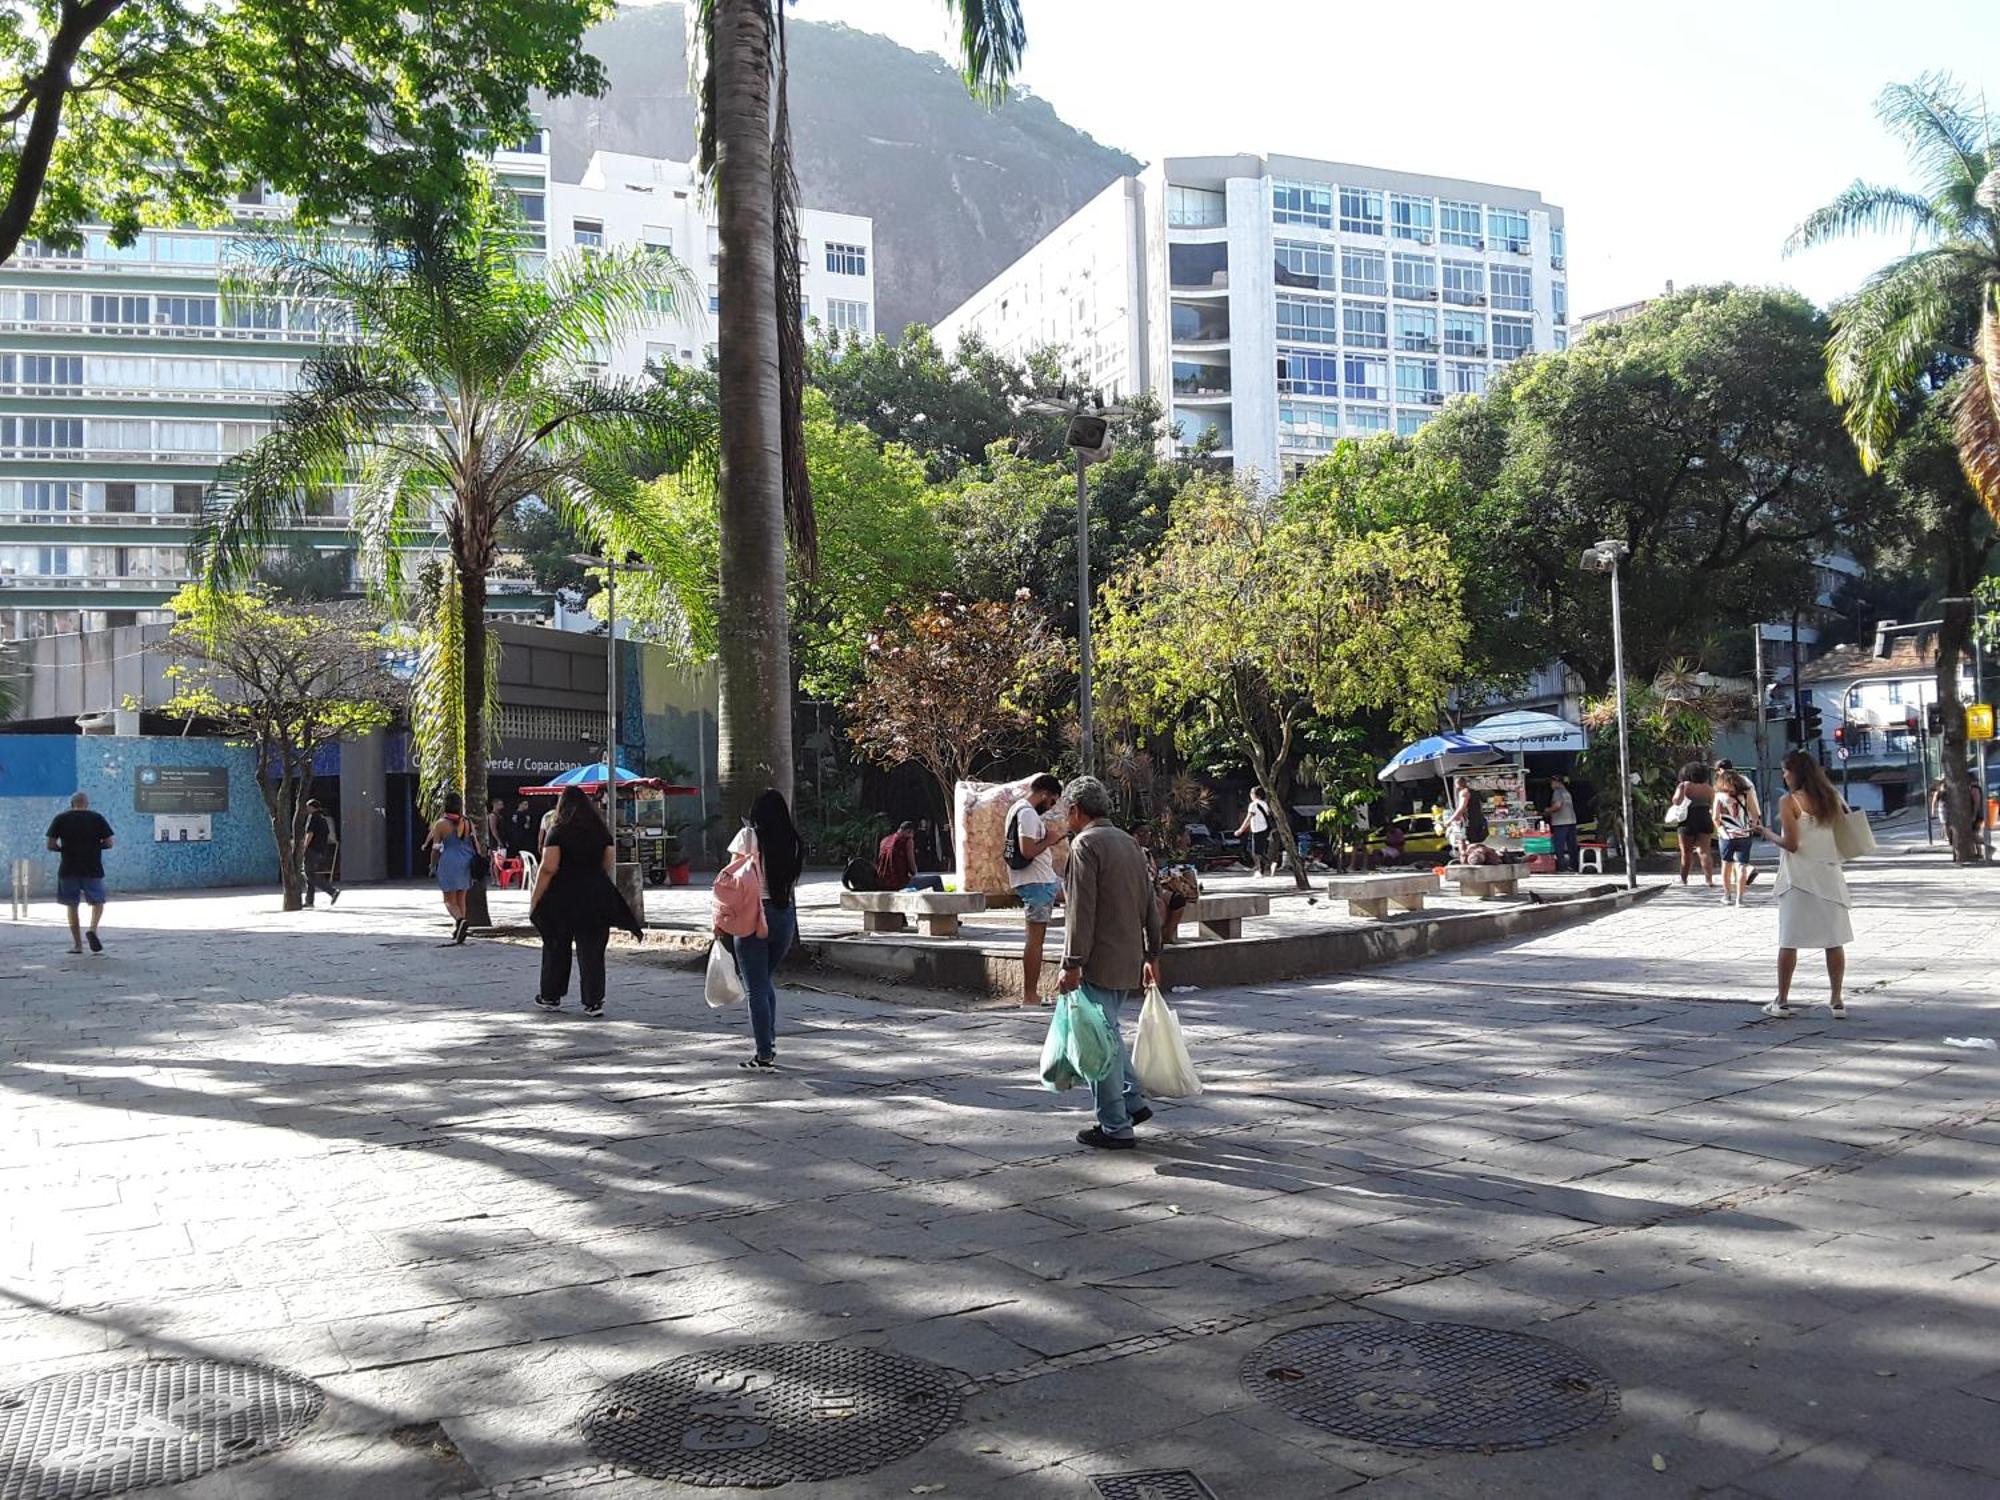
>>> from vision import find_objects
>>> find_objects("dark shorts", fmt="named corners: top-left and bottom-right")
top-left (1720, 836), bottom-right (1753, 865)
top-left (57, 876), bottom-right (107, 907)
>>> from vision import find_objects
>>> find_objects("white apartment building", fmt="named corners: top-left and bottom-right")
top-left (936, 152), bottom-right (1567, 486)
top-left (548, 150), bottom-right (875, 379)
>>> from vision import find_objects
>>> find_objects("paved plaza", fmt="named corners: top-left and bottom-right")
top-left (2, 834), bottom-right (1998, 1498)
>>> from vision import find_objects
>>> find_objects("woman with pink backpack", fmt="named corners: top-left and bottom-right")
top-left (713, 788), bottom-right (805, 1070)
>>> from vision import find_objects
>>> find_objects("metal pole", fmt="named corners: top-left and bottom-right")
top-left (605, 565), bottom-right (617, 852)
top-left (1610, 558), bottom-right (1638, 890)
top-left (1075, 447), bottom-right (1094, 776)
top-left (1977, 625), bottom-right (1991, 862)
top-left (1753, 625), bottom-right (1769, 814)
top-left (1920, 685), bottom-right (1934, 845)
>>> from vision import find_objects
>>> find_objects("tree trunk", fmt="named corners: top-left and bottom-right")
top-left (712, 0), bottom-right (794, 821)
top-left (460, 561), bottom-right (493, 926)
top-left (1242, 738), bottom-right (1309, 891)
top-left (263, 771), bottom-right (303, 912)
top-left (1936, 597), bottom-right (1981, 863)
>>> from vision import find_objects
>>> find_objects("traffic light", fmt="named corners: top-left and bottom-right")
top-left (1799, 691), bottom-right (1823, 742)
top-left (1832, 725), bottom-right (1846, 747)
top-left (1927, 703), bottom-right (1945, 736)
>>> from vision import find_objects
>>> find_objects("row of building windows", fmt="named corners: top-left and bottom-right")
top-left (1278, 350), bottom-right (1505, 403)
top-left (0, 480), bottom-right (211, 517)
top-left (0, 416), bottom-right (272, 458)
top-left (1278, 400), bottom-right (1446, 446)
top-left (1271, 243), bottom-right (1553, 312)
top-left (1275, 304), bottom-right (1531, 357)
top-left (0, 351), bottom-right (298, 397)
top-left (0, 544), bottom-right (190, 579)
top-left (1271, 181), bottom-right (1546, 254)
top-left (0, 289), bottom-right (345, 337)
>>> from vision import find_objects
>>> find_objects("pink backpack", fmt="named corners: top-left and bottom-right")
top-left (711, 838), bottom-right (768, 938)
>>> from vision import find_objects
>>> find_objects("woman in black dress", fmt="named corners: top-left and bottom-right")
top-left (528, 786), bottom-right (642, 1015)
top-left (1669, 761), bottom-right (1718, 886)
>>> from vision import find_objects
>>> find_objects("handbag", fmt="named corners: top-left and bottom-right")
top-left (1832, 806), bottom-right (1877, 862)
top-left (1132, 984), bottom-right (1202, 1099)
top-left (1664, 801), bottom-right (1689, 827)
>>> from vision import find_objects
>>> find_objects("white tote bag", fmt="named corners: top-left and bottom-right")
top-left (1832, 806), bottom-right (1877, 862)
top-left (704, 941), bottom-right (745, 1008)
top-left (1132, 985), bottom-right (1202, 1099)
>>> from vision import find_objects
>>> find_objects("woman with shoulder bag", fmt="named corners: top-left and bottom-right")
top-left (718, 789), bottom-right (804, 1072)
top-left (1669, 762), bottom-right (1717, 886)
top-left (529, 786), bottom-right (642, 1016)
top-left (1755, 751), bottom-right (1853, 1020)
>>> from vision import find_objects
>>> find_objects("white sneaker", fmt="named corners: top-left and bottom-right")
top-left (1760, 1000), bottom-right (1796, 1019)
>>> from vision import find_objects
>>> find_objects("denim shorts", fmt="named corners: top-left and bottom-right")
top-left (1719, 836), bottom-right (1753, 865)
top-left (57, 876), bottom-right (107, 907)
top-left (1014, 881), bottom-right (1061, 923)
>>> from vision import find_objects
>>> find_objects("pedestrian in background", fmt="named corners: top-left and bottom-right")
top-left (727, 789), bottom-right (804, 1071)
top-left (1715, 772), bottom-right (1756, 907)
top-left (1546, 774), bottom-right (1579, 873)
top-left (423, 793), bottom-right (481, 944)
top-left (1715, 759), bottom-right (1762, 890)
top-left (1057, 775), bottom-right (1163, 1150)
top-left (46, 791), bottom-right (113, 955)
top-left (1234, 787), bottom-right (1276, 877)
top-left (1670, 762), bottom-right (1717, 886)
top-left (1005, 774), bottom-right (1068, 1007)
top-left (1756, 750), bottom-right (1852, 1019)
top-left (300, 798), bottom-right (340, 907)
top-left (530, 786), bottom-right (641, 1016)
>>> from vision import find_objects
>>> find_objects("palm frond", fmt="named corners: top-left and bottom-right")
top-left (506, 244), bottom-right (699, 395)
top-left (410, 565), bottom-right (469, 817)
top-left (1824, 249), bottom-right (1978, 466)
top-left (1785, 181), bottom-right (1945, 255)
top-left (1876, 73), bottom-right (1993, 201)
top-left (949, 0), bottom-right (1027, 102)
top-left (1954, 295), bottom-right (2000, 515)
top-left (772, 0), bottom-right (817, 578)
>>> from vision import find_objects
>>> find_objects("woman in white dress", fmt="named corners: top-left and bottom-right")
top-left (1754, 750), bottom-right (1851, 1019)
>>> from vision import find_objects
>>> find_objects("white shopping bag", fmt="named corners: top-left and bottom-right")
top-left (705, 941), bottom-right (745, 1008)
top-left (1132, 984), bottom-right (1202, 1099)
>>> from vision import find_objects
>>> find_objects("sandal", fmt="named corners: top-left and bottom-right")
top-left (1829, 999), bottom-right (1848, 1020)
top-left (1760, 1000), bottom-right (1797, 1019)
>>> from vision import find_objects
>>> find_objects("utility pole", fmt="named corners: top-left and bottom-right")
top-left (1753, 625), bottom-right (1770, 814)
top-left (1073, 445), bottom-right (1093, 775)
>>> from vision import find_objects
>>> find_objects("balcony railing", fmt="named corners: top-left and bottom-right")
top-left (1172, 376), bottom-right (1232, 397)
top-left (0, 509), bottom-right (355, 528)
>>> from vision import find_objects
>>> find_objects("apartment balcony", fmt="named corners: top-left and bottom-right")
top-left (1170, 242), bottom-right (1229, 294)
top-left (1442, 291), bottom-right (1488, 307)
top-left (1393, 286), bottom-right (1440, 302)
top-left (1396, 337), bottom-right (1441, 354)
top-left (1170, 302), bottom-right (1230, 347)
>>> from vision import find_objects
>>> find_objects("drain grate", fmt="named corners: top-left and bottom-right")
top-left (1241, 1322), bottom-right (1617, 1452)
top-left (579, 1342), bottom-right (959, 1487)
top-left (1092, 1470), bottom-right (1220, 1500)
top-left (0, 1357), bottom-right (326, 1500)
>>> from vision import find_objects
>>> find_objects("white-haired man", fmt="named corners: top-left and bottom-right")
top-left (46, 791), bottom-right (114, 954)
top-left (1057, 775), bottom-right (1162, 1149)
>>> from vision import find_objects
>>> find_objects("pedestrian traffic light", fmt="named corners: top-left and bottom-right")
top-left (1928, 703), bottom-right (1946, 736)
top-left (1832, 725), bottom-right (1845, 746)
top-left (1799, 692), bottom-right (1823, 741)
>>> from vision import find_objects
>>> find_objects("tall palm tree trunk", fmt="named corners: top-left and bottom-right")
top-left (460, 560), bottom-right (493, 924)
top-left (712, 0), bottom-right (793, 818)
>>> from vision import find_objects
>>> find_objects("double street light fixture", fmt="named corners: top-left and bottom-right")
top-left (569, 551), bottom-right (652, 863)
top-left (1579, 538), bottom-right (1639, 889)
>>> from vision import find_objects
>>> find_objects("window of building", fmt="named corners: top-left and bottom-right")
top-left (826, 298), bottom-right (871, 335)
top-left (825, 241), bottom-right (867, 276)
top-left (1550, 225), bottom-right (1566, 268)
top-left (1551, 281), bottom-right (1568, 324)
top-left (1444, 309), bottom-right (1487, 355)
top-left (1341, 247), bottom-right (1387, 297)
top-left (708, 288), bottom-right (721, 314)
top-left (1273, 239), bottom-right (1335, 291)
top-left (103, 482), bottom-right (137, 514)
top-left (1553, 328), bottom-right (1569, 352)
top-left (1390, 194), bottom-right (1434, 242)
top-left (155, 295), bottom-right (218, 328)
top-left (172, 483), bottom-right (205, 515)
top-left (1446, 360), bottom-right (1488, 395)
top-left (1279, 401), bottom-right (1342, 452)
top-left (1277, 347), bottom-right (1339, 397)
top-left (1391, 253), bottom-right (1438, 300)
top-left (572, 218), bottom-right (604, 250)
top-left (20, 481), bottom-right (81, 514)
top-left (1347, 405), bottom-right (1391, 434)
top-left (1339, 186), bottom-right (1384, 235)
top-left (1342, 301), bottom-right (1388, 349)
top-left (1440, 200), bottom-right (1483, 248)
top-left (1395, 358), bottom-right (1440, 405)
top-left (90, 294), bottom-right (150, 328)
top-left (225, 299), bottom-right (283, 333)
top-left (2, 417), bottom-right (84, 452)
top-left (1395, 306), bottom-right (1438, 352)
top-left (515, 192), bottom-right (545, 225)
top-left (1277, 295), bottom-right (1338, 344)
top-left (1168, 184), bottom-right (1227, 228)
top-left (1491, 265), bottom-right (1533, 311)
top-left (1343, 354), bottom-right (1387, 402)
top-left (220, 421), bottom-right (266, 453)
top-left (157, 420), bottom-right (219, 451)
top-left (1396, 410), bottom-right (1432, 436)
top-left (16, 354), bottom-right (82, 392)
top-left (1442, 259), bottom-right (1486, 305)
top-left (1887, 681), bottom-right (1904, 705)
top-left (1488, 207), bottom-right (1531, 251)
top-left (1272, 180), bottom-right (1333, 228)
top-left (1493, 315), bottom-right (1534, 361)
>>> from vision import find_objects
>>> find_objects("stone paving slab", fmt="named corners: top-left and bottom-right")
top-left (1, 840), bottom-right (1997, 1496)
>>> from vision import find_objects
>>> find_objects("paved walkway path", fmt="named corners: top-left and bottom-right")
top-left (1, 836), bottom-right (1996, 1497)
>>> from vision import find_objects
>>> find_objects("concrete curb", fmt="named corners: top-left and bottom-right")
top-left (798, 881), bottom-right (1664, 998)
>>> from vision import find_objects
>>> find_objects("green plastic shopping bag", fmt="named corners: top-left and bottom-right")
top-left (1039, 996), bottom-right (1081, 1091)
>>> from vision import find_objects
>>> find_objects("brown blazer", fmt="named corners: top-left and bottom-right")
top-left (1062, 820), bottom-right (1163, 991)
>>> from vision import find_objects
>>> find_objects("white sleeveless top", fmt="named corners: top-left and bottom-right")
top-left (1774, 804), bottom-right (1849, 907)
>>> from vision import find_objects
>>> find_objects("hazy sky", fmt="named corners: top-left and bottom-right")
top-left (789, 0), bottom-right (1999, 317)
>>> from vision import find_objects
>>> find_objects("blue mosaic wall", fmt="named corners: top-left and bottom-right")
top-left (0, 735), bottom-right (278, 899)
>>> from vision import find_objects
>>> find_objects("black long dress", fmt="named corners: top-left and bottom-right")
top-left (532, 822), bottom-right (643, 1006)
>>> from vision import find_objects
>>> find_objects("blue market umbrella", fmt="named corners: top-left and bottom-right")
top-left (524, 763), bottom-right (694, 794)
top-left (1378, 732), bottom-right (1508, 783)
top-left (1468, 709), bottom-right (1589, 754)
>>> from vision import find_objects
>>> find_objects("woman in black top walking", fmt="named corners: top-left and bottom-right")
top-left (727, 788), bottom-right (804, 1071)
top-left (529, 786), bottom-right (641, 1016)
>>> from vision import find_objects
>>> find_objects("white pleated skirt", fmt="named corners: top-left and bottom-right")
top-left (1778, 887), bottom-right (1852, 950)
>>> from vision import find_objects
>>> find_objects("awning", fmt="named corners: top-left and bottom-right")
top-left (1467, 709), bottom-right (1589, 753)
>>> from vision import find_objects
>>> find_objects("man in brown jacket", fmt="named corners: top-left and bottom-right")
top-left (1057, 775), bottom-right (1163, 1149)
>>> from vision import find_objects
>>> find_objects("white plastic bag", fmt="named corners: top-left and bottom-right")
top-left (705, 941), bottom-right (745, 1008)
top-left (1132, 984), bottom-right (1202, 1099)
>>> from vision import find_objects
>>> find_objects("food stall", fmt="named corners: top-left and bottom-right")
top-left (522, 762), bottom-right (700, 883)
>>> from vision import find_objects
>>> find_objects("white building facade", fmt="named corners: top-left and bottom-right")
top-left (937, 152), bottom-right (1566, 487)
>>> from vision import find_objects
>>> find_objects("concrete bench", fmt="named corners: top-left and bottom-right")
top-left (1444, 863), bottom-right (1522, 900)
top-left (840, 890), bottom-right (988, 938)
top-left (1187, 893), bottom-right (1270, 940)
top-left (1327, 872), bottom-right (1438, 919)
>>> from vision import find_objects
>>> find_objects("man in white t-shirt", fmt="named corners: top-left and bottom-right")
top-left (1006, 773), bottom-right (1068, 1007)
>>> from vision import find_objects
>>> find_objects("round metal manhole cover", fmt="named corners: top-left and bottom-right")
top-left (0, 1358), bottom-right (326, 1500)
top-left (581, 1342), bottom-right (960, 1487)
top-left (1241, 1322), bottom-right (1617, 1452)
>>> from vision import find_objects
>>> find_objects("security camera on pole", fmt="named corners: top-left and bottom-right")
top-left (1579, 539), bottom-right (1639, 889)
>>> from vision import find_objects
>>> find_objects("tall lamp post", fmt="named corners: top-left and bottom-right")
top-left (571, 552), bottom-right (653, 904)
top-left (1580, 539), bottom-right (1638, 889)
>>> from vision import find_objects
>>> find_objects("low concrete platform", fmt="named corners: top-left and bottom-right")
top-left (1445, 862), bottom-right (1523, 899)
top-left (1327, 871), bottom-right (1438, 919)
top-left (839, 889), bottom-right (988, 937)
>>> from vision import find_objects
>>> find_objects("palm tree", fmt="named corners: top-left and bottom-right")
top-left (198, 180), bottom-right (712, 900)
top-left (695, 0), bottom-right (1024, 817)
top-left (1787, 73), bottom-right (2000, 861)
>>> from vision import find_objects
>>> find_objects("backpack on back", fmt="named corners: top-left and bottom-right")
top-left (1003, 802), bottom-right (1036, 872)
top-left (711, 840), bottom-right (768, 938)
top-left (1465, 805), bottom-right (1489, 844)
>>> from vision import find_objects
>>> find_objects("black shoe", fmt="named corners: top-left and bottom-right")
top-left (582, 1002), bottom-right (604, 1018)
top-left (1129, 1106), bottom-right (1153, 1126)
top-left (739, 1055), bottom-right (777, 1071)
top-left (85, 932), bottom-right (102, 954)
top-left (534, 995), bottom-right (562, 1011)
top-left (452, 918), bottom-right (468, 945)
top-left (328, 889), bottom-right (340, 906)
top-left (1076, 1127), bottom-right (1136, 1151)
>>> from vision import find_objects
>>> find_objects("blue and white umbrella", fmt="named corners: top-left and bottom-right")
top-left (1378, 732), bottom-right (1509, 783)
top-left (1467, 709), bottom-right (1589, 754)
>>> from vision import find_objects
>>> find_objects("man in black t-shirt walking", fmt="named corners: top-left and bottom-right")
top-left (45, 791), bottom-right (114, 954)
top-left (301, 798), bottom-right (340, 907)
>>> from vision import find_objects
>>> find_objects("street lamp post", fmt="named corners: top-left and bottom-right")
top-left (1581, 539), bottom-right (1638, 889)
top-left (571, 553), bottom-right (652, 903)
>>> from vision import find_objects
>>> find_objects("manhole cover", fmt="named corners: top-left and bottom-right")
top-left (1241, 1322), bottom-right (1616, 1452)
top-left (0, 1357), bottom-right (326, 1500)
top-left (579, 1342), bottom-right (960, 1487)
top-left (1092, 1470), bottom-right (1219, 1500)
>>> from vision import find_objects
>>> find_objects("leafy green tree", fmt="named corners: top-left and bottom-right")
top-left (159, 586), bottom-right (399, 910)
top-left (1097, 476), bottom-right (1468, 888)
top-left (197, 183), bottom-right (710, 878)
top-left (695, 0), bottom-right (1024, 817)
top-left (0, 0), bottom-right (611, 265)
top-left (1788, 74), bottom-right (2000, 861)
top-left (255, 542), bottom-right (355, 603)
top-left (500, 498), bottom-right (603, 609)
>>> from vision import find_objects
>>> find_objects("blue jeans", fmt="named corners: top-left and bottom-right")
top-left (733, 901), bottom-right (797, 1059)
top-left (1081, 983), bottom-right (1148, 1138)
top-left (1550, 824), bottom-right (1579, 871)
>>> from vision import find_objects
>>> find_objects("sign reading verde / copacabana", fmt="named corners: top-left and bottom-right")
top-left (134, 765), bottom-right (229, 813)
